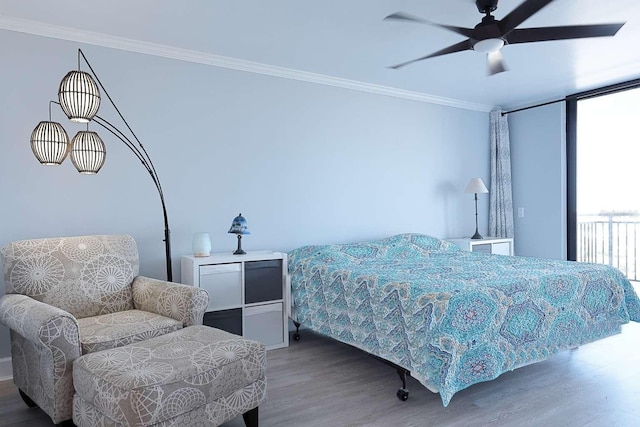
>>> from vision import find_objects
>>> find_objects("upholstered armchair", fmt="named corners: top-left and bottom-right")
top-left (0, 235), bottom-right (209, 424)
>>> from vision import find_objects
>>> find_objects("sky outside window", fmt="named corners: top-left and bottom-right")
top-left (577, 88), bottom-right (640, 214)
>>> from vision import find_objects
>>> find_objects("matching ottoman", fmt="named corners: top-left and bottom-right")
top-left (72, 325), bottom-right (266, 427)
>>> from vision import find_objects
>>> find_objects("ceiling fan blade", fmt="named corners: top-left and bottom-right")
top-left (487, 51), bottom-right (508, 76)
top-left (384, 12), bottom-right (475, 38)
top-left (505, 23), bottom-right (625, 44)
top-left (389, 40), bottom-right (473, 69)
top-left (499, 0), bottom-right (554, 35)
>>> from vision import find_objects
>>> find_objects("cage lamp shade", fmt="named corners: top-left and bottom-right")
top-left (70, 131), bottom-right (106, 174)
top-left (58, 70), bottom-right (101, 123)
top-left (30, 121), bottom-right (70, 165)
top-left (464, 178), bottom-right (489, 194)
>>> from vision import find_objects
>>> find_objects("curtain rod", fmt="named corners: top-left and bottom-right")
top-left (569, 77), bottom-right (640, 102)
top-left (501, 98), bottom-right (565, 116)
top-left (502, 77), bottom-right (640, 116)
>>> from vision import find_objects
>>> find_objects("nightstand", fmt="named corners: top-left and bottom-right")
top-left (181, 251), bottom-right (289, 350)
top-left (446, 237), bottom-right (514, 256)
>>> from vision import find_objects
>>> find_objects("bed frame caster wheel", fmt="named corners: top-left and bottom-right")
top-left (293, 320), bottom-right (301, 341)
top-left (396, 388), bottom-right (409, 401)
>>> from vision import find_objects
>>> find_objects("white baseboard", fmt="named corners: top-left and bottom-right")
top-left (0, 357), bottom-right (12, 381)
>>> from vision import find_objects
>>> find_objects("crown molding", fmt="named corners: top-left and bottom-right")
top-left (0, 15), bottom-right (493, 112)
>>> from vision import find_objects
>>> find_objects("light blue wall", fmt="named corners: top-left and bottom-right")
top-left (509, 102), bottom-right (567, 259)
top-left (0, 30), bottom-right (491, 358)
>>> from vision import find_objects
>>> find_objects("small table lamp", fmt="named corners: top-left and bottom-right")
top-left (228, 213), bottom-right (250, 255)
top-left (464, 178), bottom-right (489, 239)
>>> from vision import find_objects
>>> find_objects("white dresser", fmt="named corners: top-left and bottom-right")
top-left (446, 237), bottom-right (514, 256)
top-left (181, 251), bottom-right (289, 350)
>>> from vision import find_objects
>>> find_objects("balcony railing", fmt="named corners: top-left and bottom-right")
top-left (578, 212), bottom-right (640, 281)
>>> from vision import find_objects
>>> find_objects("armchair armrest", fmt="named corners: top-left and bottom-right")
top-left (0, 294), bottom-right (80, 350)
top-left (132, 276), bottom-right (209, 327)
top-left (0, 294), bottom-right (81, 423)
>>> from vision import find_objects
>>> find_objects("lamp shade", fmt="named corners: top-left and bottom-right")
top-left (228, 213), bottom-right (250, 235)
top-left (58, 70), bottom-right (101, 123)
top-left (465, 178), bottom-right (489, 194)
top-left (30, 121), bottom-right (70, 165)
top-left (70, 131), bottom-right (106, 174)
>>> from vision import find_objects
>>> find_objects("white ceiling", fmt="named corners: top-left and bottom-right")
top-left (2, 0), bottom-right (640, 111)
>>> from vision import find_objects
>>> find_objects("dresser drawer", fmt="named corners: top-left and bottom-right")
top-left (471, 243), bottom-right (492, 254)
top-left (492, 242), bottom-right (512, 256)
top-left (199, 263), bottom-right (242, 310)
top-left (245, 260), bottom-right (283, 303)
top-left (245, 302), bottom-right (283, 346)
top-left (203, 308), bottom-right (242, 336)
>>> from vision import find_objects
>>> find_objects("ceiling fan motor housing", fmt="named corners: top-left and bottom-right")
top-left (476, 0), bottom-right (499, 14)
top-left (474, 15), bottom-right (504, 41)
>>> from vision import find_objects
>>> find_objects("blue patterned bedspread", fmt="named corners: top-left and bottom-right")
top-left (288, 234), bottom-right (640, 406)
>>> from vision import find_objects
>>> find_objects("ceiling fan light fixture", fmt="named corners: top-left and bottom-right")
top-left (474, 38), bottom-right (504, 53)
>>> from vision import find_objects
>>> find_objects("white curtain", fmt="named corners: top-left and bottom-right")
top-left (489, 109), bottom-right (514, 238)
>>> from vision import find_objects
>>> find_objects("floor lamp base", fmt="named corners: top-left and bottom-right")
top-left (471, 230), bottom-right (484, 240)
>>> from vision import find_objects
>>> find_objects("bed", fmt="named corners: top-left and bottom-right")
top-left (287, 233), bottom-right (640, 406)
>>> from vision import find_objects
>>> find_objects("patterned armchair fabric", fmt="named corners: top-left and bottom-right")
top-left (0, 294), bottom-right (81, 423)
top-left (1, 234), bottom-right (138, 318)
top-left (73, 326), bottom-right (267, 427)
top-left (132, 276), bottom-right (210, 327)
top-left (76, 310), bottom-right (183, 354)
top-left (0, 235), bottom-right (209, 424)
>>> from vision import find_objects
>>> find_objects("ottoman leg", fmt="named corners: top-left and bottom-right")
top-left (242, 406), bottom-right (259, 427)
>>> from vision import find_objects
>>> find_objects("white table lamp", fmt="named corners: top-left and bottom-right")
top-left (465, 178), bottom-right (489, 239)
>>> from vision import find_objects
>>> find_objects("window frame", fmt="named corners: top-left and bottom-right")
top-left (566, 78), bottom-right (640, 260)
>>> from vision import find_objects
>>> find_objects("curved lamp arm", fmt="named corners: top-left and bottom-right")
top-left (75, 49), bottom-right (173, 281)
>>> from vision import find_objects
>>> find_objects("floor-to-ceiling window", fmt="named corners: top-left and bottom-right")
top-left (567, 80), bottom-right (640, 284)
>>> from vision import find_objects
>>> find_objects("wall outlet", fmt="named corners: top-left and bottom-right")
top-left (518, 207), bottom-right (525, 218)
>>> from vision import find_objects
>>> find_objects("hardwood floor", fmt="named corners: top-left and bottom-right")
top-left (2, 322), bottom-right (639, 426)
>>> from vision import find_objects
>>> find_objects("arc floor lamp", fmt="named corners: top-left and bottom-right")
top-left (30, 49), bottom-right (173, 281)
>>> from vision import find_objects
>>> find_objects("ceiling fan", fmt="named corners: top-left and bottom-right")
top-left (385, 0), bottom-right (625, 75)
